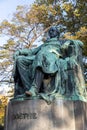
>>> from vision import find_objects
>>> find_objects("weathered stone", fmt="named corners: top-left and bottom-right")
top-left (4, 99), bottom-right (87, 130)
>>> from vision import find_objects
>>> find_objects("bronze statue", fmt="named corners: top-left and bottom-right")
top-left (13, 26), bottom-right (87, 103)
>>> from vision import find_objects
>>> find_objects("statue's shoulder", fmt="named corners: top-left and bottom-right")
top-left (20, 48), bottom-right (30, 52)
top-left (44, 38), bottom-right (60, 46)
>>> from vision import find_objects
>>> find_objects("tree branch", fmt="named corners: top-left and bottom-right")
top-left (28, 20), bottom-right (60, 48)
top-left (0, 80), bottom-right (14, 83)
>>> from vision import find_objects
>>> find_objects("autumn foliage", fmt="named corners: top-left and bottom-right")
top-left (0, 0), bottom-right (87, 126)
top-left (0, 95), bottom-right (8, 126)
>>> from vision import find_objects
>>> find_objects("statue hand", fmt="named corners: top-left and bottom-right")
top-left (13, 50), bottom-right (20, 60)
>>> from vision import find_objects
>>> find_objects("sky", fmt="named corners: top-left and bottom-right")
top-left (0, 0), bottom-right (34, 21)
top-left (0, 0), bottom-right (34, 45)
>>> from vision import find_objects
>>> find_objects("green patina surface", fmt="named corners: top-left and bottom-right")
top-left (12, 32), bottom-right (87, 103)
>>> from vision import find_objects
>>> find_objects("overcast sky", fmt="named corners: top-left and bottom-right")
top-left (0, 0), bottom-right (34, 22)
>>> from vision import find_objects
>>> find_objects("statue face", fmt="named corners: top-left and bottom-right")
top-left (48, 27), bottom-right (59, 38)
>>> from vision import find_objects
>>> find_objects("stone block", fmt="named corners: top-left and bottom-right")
top-left (4, 99), bottom-right (87, 130)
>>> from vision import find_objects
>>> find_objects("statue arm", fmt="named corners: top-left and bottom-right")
top-left (29, 45), bottom-right (42, 55)
top-left (13, 49), bottom-right (31, 60)
top-left (13, 45), bottom-right (42, 60)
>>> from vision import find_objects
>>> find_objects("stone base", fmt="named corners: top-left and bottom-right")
top-left (4, 99), bottom-right (87, 130)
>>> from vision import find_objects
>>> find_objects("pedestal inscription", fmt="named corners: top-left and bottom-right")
top-left (4, 99), bottom-right (87, 130)
top-left (12, 112), bottom-right (37, 120)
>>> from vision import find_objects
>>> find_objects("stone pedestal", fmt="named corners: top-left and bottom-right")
top-left (4, 99), bottom-right (87, 130)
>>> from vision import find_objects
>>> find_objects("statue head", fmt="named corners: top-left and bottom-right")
top-left (48, 26), bottom-right (60, 39)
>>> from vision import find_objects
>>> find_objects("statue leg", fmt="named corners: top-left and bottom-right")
top-left (14, 56), bottom-right (33, 96)
top-left (25, 68), bottom-right (44, 96)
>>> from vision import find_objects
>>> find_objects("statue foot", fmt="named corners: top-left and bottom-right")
top-left (25, 90), bottom-right (37, 97)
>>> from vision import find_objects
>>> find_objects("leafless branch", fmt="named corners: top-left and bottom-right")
top-left (28, 20), bottom-right (60, 48)
top-left (0, 80), bottom-right (14, 83)
top-left (27, 26), bottom-right (35, 40)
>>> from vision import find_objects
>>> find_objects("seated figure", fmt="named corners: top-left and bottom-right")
top-left (13, 27), bottom-right (61, 96)
top-left (13, 26), bottom-right (87, 102)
